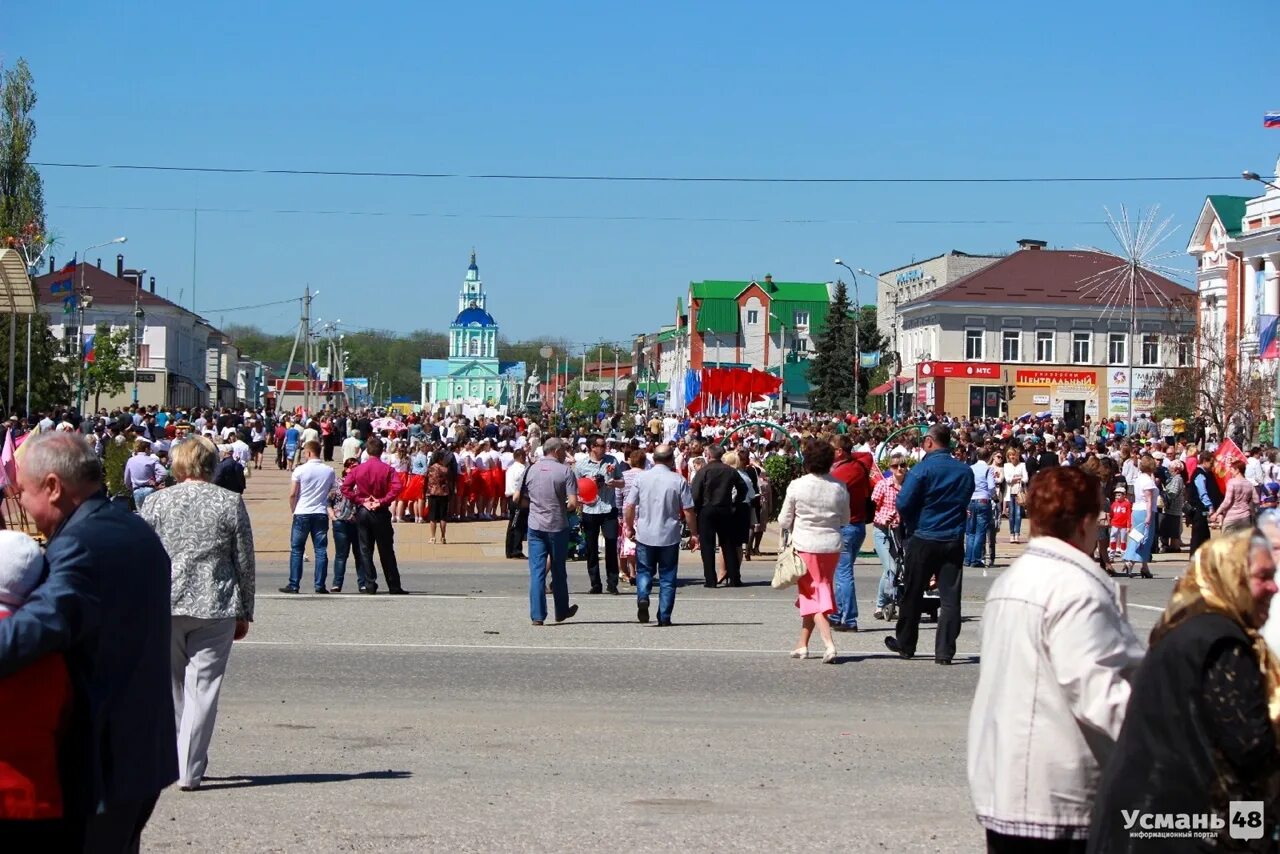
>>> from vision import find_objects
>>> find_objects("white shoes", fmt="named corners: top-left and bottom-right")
top-left (789, 647), bottom-right (808, 659)
top-left (822, 646), bottom-right (837, 664)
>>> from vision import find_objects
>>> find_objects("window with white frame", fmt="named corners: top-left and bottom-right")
top-left (1001, 329), bottom-right (1021, 362)
top-left (1108, 333), bottom-right (1127, 365)
top-left (1035, 330), bottom-right (1055, 363)
top-left (1072, 331), bottom-right (1091, 364)
top-left (965, 329), bottom-right (984, 360)
top-left (1140, 333), bottom-right (1159, 366)
top-left (1178, 340), bottom-right (1193, 367)
top-left (793, 311), bottom-right (809, 327)
top-left (746, 309), bottom-right (759, 325)
top-left (795, 337), bottom-right (809, 353)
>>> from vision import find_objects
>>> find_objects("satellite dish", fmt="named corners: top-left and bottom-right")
top-left (539, 346), bottom-right (553, 359)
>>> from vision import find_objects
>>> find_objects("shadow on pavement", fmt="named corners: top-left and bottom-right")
top-left (198, 770), bottom-right (412, 790)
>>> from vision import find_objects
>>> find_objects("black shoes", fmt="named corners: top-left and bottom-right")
top-left (936, 658), bottom-right (953, 665)
top-left (531, 620), bottom-right (544, 626)
top-left (555, 604), bottom-right (579, 623)
top-left (388, 588), bottom-right (409, 595)
top-left (656, 620), bottom-right (672, 627)
top-left (361, 585), bottom-right (378, 595)
top-left (637, 601), bottom-right (650, 624)
top-left (703, 582), bottom-right (717, 588)
top-left (589, 587), bottom-right (603, 595)
top-left (278, 586), bottom-right (298, 594)
top-left (313, 588), bottom-right (329, 594)
top-left (831, 624), bottom-right (859, 633)
top-left (607, 587), bottom-right (619, 595)
top-left (884, 636), bottom-right (912, 659)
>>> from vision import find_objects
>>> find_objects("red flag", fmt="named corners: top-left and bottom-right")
top-left (1213, 437), bottom-right (1247, 495)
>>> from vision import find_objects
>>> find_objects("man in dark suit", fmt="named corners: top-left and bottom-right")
top-left (690, 444), bottom-right (745, 587)
top-left (0, 431), bottom-right (177, 852)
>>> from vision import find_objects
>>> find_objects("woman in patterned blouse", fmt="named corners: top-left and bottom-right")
top-left (140, 437), bottom-right (255, 792)
top-left (871, 454), bottom-right (907, 621)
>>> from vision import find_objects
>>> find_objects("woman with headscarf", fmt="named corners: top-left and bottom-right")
top-left (1088, 530), bottom-right (1280, 851)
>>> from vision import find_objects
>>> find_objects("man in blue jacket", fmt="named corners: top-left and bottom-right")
top-left (0, 432), bottom-right (177, 851)
top-left (887, 423), bottom-right (973, 664)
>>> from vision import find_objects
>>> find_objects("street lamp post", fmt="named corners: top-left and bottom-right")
top-left (1243, 169), bottom-right (1280, 445)
top-left (75, 237), bottom-right (127, 412)
top-left (860, 267), bottom-right (901, 421)
top-left (834, 260), bottom-right (862, 416)
top-left (132, 299), bottom-right (145, 406)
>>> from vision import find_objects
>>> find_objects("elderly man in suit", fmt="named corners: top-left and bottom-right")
top-left (0, 431), bottom-right (177, 853)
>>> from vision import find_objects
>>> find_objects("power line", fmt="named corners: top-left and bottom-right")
top-left (200, 296), bottom-right (302, 314)
top-left (49, 203), bottom-right (1110, 227)
top-left (32, 160), bottom-right (1237, 184)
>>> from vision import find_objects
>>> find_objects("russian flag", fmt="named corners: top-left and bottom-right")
top-left (1266, 112), bottom-right (1280, 129)
top-left (82, 333), bottom-right (96, 364)
top-left (1261, 316), bottom-right (1280, 359)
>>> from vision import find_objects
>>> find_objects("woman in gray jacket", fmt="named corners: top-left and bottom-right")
top-left (141, 436), bottom-right (256, 792)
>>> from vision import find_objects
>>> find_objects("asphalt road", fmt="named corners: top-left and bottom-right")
top-left (143, 545), bottom-right (1183, 853)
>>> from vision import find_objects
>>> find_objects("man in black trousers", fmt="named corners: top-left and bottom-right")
top-left (339, 435), bottom-right (407, 595)
top-left (886, 424), bottom-right (973, 664)
top-left (691, 444), bottom-right (745, 587)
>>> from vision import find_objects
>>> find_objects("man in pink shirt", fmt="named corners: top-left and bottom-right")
top-left (339, 436), bottom-right (407, 594)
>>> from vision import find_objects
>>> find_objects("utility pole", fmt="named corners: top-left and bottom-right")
top-left (279, 287), bottom-right (314, 417)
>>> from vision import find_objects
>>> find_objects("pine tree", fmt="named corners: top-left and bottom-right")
top-left (854, 305), bottom-right (888, 412)
top-left (808, 280), bottom-right (857, 412)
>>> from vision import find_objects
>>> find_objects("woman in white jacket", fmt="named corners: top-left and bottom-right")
top-left (778, 439), bottom-right (849, 664)
top-left (967, 465), bottom-right (1143, 851)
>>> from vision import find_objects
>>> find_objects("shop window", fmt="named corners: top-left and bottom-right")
top-left (1035, 330), bottom-right (1055, 363)
top-left (965, 329), bottom-right (984, 361)
top-left (1108, 333), bottom-right (1127, 366)
top-left (1001, 330), bottom-right (1021, 362)
top-left (969, 385), bottom-right (1005, 420)
top-left (1072, 332), bottom-right (1092, 364)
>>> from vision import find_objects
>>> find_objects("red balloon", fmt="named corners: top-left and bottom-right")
top-left (576, 476), bottom-right (599, 505)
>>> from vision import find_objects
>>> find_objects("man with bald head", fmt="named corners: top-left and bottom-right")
top-left (2, 431), bottom-right (176, 851)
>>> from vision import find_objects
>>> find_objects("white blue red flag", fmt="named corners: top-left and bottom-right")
top-left (1265, 112), bottom-right (1280, 128)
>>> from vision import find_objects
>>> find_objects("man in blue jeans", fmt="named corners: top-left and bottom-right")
top-left (828, 434), bottom-right (874, 631)
top-left (283, 441), bottom-right (335, 593)
top-left (518, 438), bottom-right (580, 625)
top-left (624, 444), bottom-right (697, 626)
top-left (964, 447), bottom-right (997, 569)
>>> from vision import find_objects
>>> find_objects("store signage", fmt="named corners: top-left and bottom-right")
top-left (1032, 394), bottom-right (1050, 405)
top-left (917, 361), bottom-right (1000, 379)
top-left (1015, 369), bottom-right (1096, 386)
top-left (896, 269), bottom-right (924, 286)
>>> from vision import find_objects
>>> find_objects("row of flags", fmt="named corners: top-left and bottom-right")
top-left (683, 367), bottom-right (782, 415)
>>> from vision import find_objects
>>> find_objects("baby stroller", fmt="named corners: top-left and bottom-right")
top-left (882, 526), bottom-right (941, 624)
top-left (566, 512), bottom-right (586, 562)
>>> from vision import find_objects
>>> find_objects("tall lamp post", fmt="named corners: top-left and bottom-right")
top-left (1244, 168), bottom-right (1280, 446)
top-left (834, 259), bottom-right (862, 416)
top-left (76, 236), bottom-right (127, 412)
top-left (859, 267), bottom-right (901, 420)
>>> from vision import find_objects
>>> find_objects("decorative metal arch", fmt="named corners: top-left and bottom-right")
top-left (716, 420), bottom-right (802, 456)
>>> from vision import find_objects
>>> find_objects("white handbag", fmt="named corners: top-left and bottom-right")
top-left (771, 533), bottom-right (806, 590)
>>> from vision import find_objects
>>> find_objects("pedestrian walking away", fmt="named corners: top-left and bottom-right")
top-left (624, 443), bottom-right (696, 627)
top-left (886, 423), bottom-right (972, 664)
top-left (520, 437), bottom-right (581, 625)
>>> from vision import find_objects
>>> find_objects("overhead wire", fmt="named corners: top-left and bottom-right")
top-left (31, 160), bottom-right (1238, 184)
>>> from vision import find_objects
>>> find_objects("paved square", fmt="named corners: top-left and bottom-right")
top-left (144, 466), bottom-right (1180, 852)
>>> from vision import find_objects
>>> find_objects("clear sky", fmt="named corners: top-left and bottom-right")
top-left (7, 0), bottom-right (1277, 346)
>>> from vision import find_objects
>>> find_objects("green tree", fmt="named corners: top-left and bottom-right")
top-left (808, 281), bottom-right (857, 412)
top-left (0, 313), bottom-right (71, 414)
top-left (81, 324), bottom-right (132, 411)
top-left (854, 305), bottom-right (888, 411)
top-left (0, 58), bottom-right (44, 242)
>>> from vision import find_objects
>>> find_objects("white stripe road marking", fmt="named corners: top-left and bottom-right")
top-left (1127, 603), bottom-right (1166, 613)
top-left (237, 639), bottom-right (984, 657)
top-left (259, 593), bottom-right (800, 604)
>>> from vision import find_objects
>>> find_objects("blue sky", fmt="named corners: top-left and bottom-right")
top-left (7, 1), bottom-right (1277, 345)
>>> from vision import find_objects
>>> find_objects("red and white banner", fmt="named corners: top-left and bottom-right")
top-left (916, 361), bottom-right (1000, 379)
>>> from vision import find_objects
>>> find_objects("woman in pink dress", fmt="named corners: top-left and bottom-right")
top-left (777, 439), bottom-right (849, 664)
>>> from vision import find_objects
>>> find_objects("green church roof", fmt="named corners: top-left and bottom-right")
top-left (1208, 195), bottom-right (1250, 238)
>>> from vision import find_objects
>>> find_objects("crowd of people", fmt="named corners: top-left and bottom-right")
top-left (3, 398), bottom-right (1280, 849)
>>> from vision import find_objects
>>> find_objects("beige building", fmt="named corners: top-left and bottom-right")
top-left (898, 240), bottom-right (1194, 425)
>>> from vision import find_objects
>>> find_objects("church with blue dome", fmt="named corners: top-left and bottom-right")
top-left (420, 251), bottom-right (526, 407)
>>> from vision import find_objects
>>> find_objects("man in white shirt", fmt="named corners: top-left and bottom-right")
top-left (505, 448), bottom-right (529, 559)
top-left (284, 441), bottom-right (336, 594)
top-left (341, 430), bottom-right (363, 463)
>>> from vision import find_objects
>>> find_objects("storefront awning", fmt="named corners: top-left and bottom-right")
top-left (869, 377), bottom-right (911, 395)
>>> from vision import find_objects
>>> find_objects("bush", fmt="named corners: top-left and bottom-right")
top-left (762, 454), bottom-right (801, 520)
top-left (103, 440), bottom-right (130, 498)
